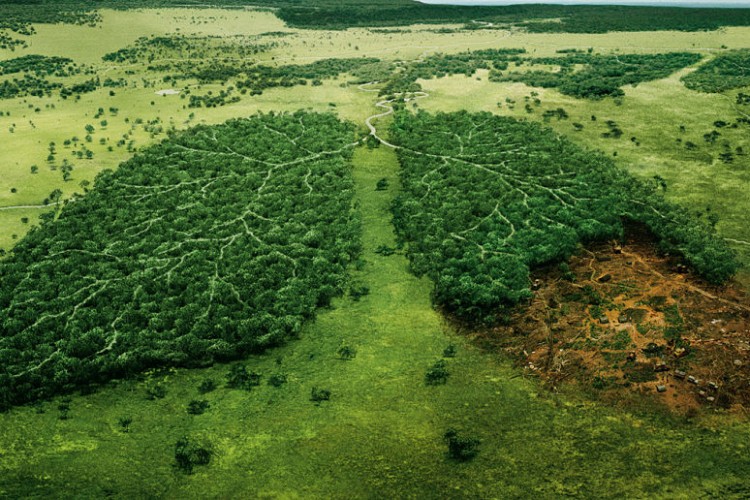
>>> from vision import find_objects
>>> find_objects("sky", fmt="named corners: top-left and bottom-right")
top-left (419, 0), bottom-right (750, 6)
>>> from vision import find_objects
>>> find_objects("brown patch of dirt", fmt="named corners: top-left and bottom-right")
top-left (468, 222), bottom-right (750, 417)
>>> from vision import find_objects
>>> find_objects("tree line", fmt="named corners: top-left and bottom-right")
top-left (682, 50), bottom-right (750, 93)
top-left (489, 52), bottom-right (702, 99)
top-left (375, 50), bottom-right (699, 100)
top-left (7, 1), bottom-right (750, 33)
top-left (0, 54), bottom-right (96, 100)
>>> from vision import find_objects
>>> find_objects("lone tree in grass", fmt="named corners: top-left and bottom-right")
top-left (174, 436), bottom-right (211, 474)
top-left (444, 428), bottom-right (480, 461)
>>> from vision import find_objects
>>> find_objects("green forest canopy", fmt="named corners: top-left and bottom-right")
top-left (490, 52), bottom-right (703, 99)
top-left (376, 50), bottom-right (702, 100)
top-left (4, 0), bottom-right (750, 32)
top-left (682, 49), bottom-right (750, 93)
top-left (0, 111), bottom-right (362, 409)
top-left (391, 110), bottom-right (738, 323)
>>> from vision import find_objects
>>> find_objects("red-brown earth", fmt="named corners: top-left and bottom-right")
top-left (466, 224), bottom-right (750, 418)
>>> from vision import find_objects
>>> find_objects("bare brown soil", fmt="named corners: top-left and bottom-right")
top-left (468, 223), bottom-right (750, 417)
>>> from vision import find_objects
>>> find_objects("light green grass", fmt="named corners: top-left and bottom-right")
top-left (8, 9), bottom-right (286, 64)
top-left (0, 74), bottom-right (373, 256)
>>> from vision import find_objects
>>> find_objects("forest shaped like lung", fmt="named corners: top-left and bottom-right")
top-left (390, 110), bottom-right (738, 323)
top-left (0, 111), bottom-right (362, 409)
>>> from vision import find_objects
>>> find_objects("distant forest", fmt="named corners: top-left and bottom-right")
top-left (3, 0), bottom-right (750, 33)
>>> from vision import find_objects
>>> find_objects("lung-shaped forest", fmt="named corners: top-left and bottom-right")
top-left (0, 109), bottom-right (739, 409)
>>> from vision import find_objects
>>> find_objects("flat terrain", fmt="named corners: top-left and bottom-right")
top-left (2, 7), bottom-right (750, 497)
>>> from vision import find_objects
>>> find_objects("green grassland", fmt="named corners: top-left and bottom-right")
top-left (2, 7), bottom-right (750, 497)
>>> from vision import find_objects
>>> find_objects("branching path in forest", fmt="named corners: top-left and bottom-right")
top-left (377, 106), bottom-right (738, 320)
top-left (1, 85), bottom-right (750, 500)
top-left (360, 81), bottom-right (427, 148)
top-left (0, 111), bottom-right (364, 405)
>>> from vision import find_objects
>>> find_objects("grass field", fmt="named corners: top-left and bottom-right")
top-left (3, 9), bottom-right (750, 260)
top-left (2, 7), bottom-right (750, 497)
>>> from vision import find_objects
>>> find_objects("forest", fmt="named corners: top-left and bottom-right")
top-left (377, 49), bottom-right (526, 96)
top-left (5, 0), bottom-right (750, 33)
top-left (375, 50), bottom-right (700, 100)
top-left (390, 110), bottom-right (738, 323)
top-left (0, 111), bottom-right (362, 409)
top-left (490, 52), bottom-right (702, 99)
top-left (275, 3), bottom-right (750, 32)
top-left (0, 54), bottom-right (75, 76)
top-left (0, 54), bottom-right (93, 99)
top-left (102, 35), bottom-right (281, 65)
top-left (101, 35), bottom-right (382, 91)
top-left (681, 49), bottom-right (750, 93)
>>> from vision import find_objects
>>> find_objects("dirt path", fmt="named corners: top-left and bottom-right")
top-left (0, 203), bottom-right (58, 211)
top-left (359, 82), bottom-right (428, 148)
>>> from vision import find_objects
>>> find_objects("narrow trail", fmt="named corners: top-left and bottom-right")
top-left (359, 81), bottom-right (428, 149)
top-left (0, 203), bottom-right (59, 211)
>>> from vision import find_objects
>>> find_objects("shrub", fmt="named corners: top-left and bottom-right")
top-left (337, 342), bottom-right (357, 360)
top-left (226, 365), bottom-right (262, 390)
top-left (174, 436), bottom-right (211, 474)
top-left (145, 384), bottom-right (166, 400)
top-left (444, 429), bottom-right (480, 461)
top-left (442, 344), bottom-right (457, 358)
top-left (349, 283), bottom-right (370, 301)
top-left (425, 360), bottom-right (450, 385)
top-left (186, 399), bottom-right (210, 415)
top-left (310, 387), bottom-right (331, 403)
top-left (118, 416), bottom-right (132, 432)
top-left (198, 379), bottom-right (216, 394)
top-left (268, 373), bottom-right (288, 387)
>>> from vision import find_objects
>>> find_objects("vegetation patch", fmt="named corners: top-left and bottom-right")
top-left (0, 55), bottom-right (77, 77)
top-left (0, 54), bottom-right (97, 100)
top-left (391, 110), bottom-right (737, 323)
top-left (444, 428), bottom-right (480, 461)
top-left (0, 111), bottom-right (362, 409)
top-left (490, 52), bottom-right (702, 99)
top-left (682, 50), bottom-right (750, 93)
top-left (274, 3), bottom-right (750, 32)
top-left (379, 48), bottom-right (526, 96)
top-left (378, 50), bottom-right (699, 100)
top-left (102, 34), bottom-right (282, 65)
top-left (102, 35), bottom-right (381, 93)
